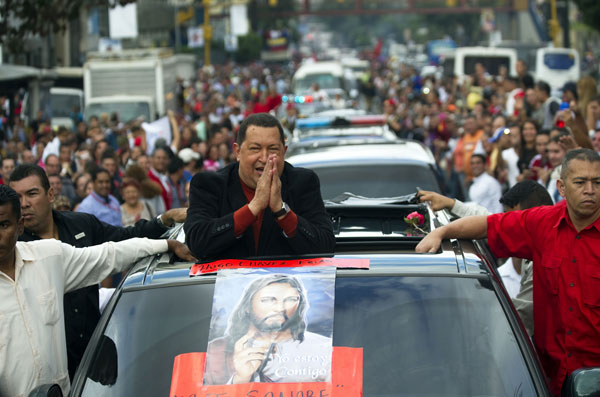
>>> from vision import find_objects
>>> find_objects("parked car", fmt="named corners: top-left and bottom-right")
top-left (57, 199), bottom-right (559, 396)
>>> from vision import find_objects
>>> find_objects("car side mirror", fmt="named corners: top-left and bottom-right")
top-left (28, 384), bottom-right (62, 397)
top-left (562, 367), bottom-right (600, 396)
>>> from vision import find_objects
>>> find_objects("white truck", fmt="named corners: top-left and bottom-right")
top-left (84, 48), bottom-right (193, 122)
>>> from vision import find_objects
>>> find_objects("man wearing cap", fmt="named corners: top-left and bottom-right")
top-left (178, 147), bottom-right (202, 182)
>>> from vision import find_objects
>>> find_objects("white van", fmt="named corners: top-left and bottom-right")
top-left (453, 46), bottom-right (517, 82)
top-left (291, 61), bottom-right (352, 98)
top-left (534, 47), bottom-right (580, 92)
top-left (50, 87), bottom-right (84, 130)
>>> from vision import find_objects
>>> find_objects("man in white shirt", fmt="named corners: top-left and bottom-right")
top-left (0, 185), bottom-right (195, 397)
top-left (502, 123), bottom-right (522, 188)
top-left (468, 154), bottom-right (504, 214)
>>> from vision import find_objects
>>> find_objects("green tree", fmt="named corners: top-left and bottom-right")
top-left (235, 32), bottom-right (262, 63)
top-left (0, 0), bottom-right (135, 52)
top-left (572, 0), bottom-right (600, 33)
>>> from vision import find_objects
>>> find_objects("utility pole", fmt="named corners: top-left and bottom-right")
top-left (548, 0), bottom-right (561, 47)
top-left (203, 0), bottom-right (211, 66)
top-left (174, 3), bottom-right (180, 51)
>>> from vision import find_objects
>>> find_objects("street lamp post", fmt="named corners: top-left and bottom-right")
top-left (203, 0), bottom-right (211, 66)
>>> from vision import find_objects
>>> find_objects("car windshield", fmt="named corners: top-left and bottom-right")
top-left (85, 102), bottom-right (151, 123)
top-left (308, 163), bottom-right (441, 199)
top-left (543, 53), bottom-right (575, 70)
top-left (464, 55), bottom-right (510, 75)
top-left (50, 94), bottom-right (81, 118)
top-left (77, 275), bottom-right (536, 396)
top-left (294, 74), bottom-right (343, 92)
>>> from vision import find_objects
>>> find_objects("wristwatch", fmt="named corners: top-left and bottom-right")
top-left (273, 202), bottom-right (291, 218)
top-left (156, 214), bottom-right (166, 226)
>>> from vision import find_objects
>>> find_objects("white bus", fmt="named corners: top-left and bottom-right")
top-left (534, 47), bottom-right (580, 92)
top-left (453, 46), bottom-right (518, 82)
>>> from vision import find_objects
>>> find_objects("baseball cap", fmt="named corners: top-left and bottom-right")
top-left (178, 148), bottom-right (201, 163)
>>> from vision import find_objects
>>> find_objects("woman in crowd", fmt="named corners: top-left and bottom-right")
top-left (517, 119), bottom-right (539, 180)
top-left (72, 172), bottom-right (91, 207)
top-left (203, 144), bottom-right (221, 171)
top-left (120, 178), bottom-right (154, 227)
top-left (124, 163), bottom-right (165, 217)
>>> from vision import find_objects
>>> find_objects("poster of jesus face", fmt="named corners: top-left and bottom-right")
top-left (203, 266), bottom-right (336, 385)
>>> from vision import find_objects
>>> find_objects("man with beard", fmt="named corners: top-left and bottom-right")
top-left (204, 274), bottom-right (331, 385)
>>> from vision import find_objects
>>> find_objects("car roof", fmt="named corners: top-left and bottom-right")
top-left (293, 61), bottom-right (345, 78)
top-left (122, 201), bottom-right (492, 290)
top-left (286, 140), bottom-right (436, 166)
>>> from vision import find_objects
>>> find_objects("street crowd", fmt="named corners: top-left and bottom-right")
top-left (1, 52), bottom-right (600, 396)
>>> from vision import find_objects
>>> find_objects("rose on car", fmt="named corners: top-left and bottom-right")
top-left (405, 211), bottom-right (425, 226)
top-left (404, 211), bottom-right (428, 235)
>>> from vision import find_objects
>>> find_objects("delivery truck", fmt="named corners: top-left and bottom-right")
top-left (84, 48), bottom-right (193, 122)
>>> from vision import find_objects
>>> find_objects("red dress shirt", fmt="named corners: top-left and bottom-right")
top-left (487, 201), bottom-right (600, 395)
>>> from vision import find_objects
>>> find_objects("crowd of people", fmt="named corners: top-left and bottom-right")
top-left (1, 53), bottom-right (600, 396)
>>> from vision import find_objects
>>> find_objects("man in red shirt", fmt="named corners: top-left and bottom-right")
top-left (416, 148), bottom-right (600, 395)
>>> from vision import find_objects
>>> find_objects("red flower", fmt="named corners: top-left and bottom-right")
top-left (405, 211), bottom-right (425, 226)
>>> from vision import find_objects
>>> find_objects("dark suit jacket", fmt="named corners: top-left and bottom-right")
top-left (184, 162), bottom-right (335, 260)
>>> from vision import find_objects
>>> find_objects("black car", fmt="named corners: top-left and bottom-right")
top-left (59, 200), bottom-right (561, 397)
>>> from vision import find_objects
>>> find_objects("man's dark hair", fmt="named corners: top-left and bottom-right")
top-left (499, 180), bottom-right (553, 209)
top-left (549, 129), bottom-right (571, 144)
top-left (2, 153), bottom-right (16, 165)
top-left (91, 167), bottom-right (111, 182)
top-left (536, 81), bottom-right (551, 97)
top-left (0, 185), bottom-right (21, 220)
top-left (236, 113), bottom-right (285, 146)
top-left (152, 145), bottom-right (173, 159)
top-left (560, 148), bottom-right (600, 180)
top-left (130, 125), bottom-right (143, 134)
top-left (167, 156), bottom-right (184, 175)
top-left (9, 164), bottom-right (51, 192)
top-left (225, 274), bottom-right (308, 347)
top-left (522, 74), bottom-right (534, 90)
top-left (100, 148), bottom-right (116, 162)
top-left (92, 139), bottom-right (109, 159)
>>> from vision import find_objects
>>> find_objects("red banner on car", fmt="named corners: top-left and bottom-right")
top-left (190, 258), bottom-right (369, 275)
top-left (170, 347), bottom-right (363, 396)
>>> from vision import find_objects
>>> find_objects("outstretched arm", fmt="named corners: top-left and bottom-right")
top-left (415, 215), bottom-right (488, 253)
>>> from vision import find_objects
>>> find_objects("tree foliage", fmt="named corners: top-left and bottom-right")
top-left (320, 12), bottom-right (481, 49)
top-left (572, 0), bottom-right (600, 34)
top-left (234, 32), bottom-right (262, 63)
top-left (0, 0), bottom-right (135, 52)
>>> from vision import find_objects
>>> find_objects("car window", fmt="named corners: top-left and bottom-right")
top-left (77, 275), bottom-right (536, 396)
top-left (310, 164), bottom-right (441, 199)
